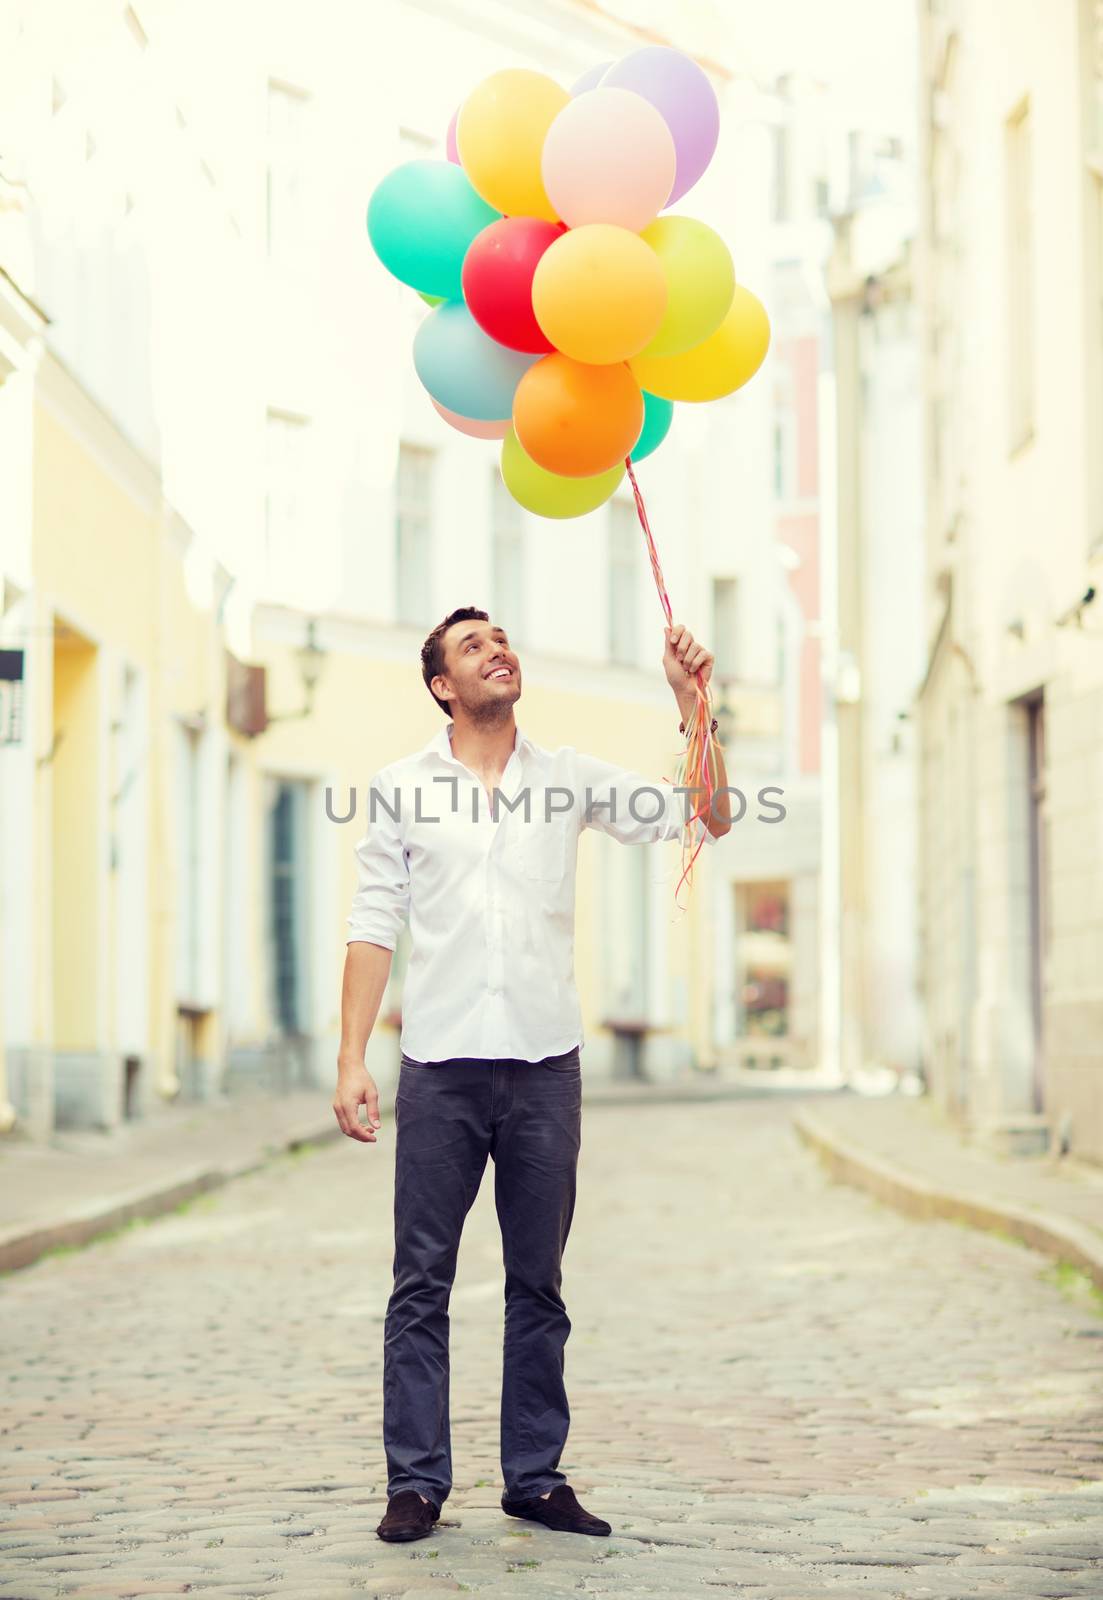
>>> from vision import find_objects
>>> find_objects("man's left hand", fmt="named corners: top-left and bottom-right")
top-left (663, 623), bottom-right (714, 714)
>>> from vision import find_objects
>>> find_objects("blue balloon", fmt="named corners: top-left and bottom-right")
top-left (414, 302), bottom-right (538, 421)
top-left (630, 391), bottom-right (674, 462)
top-left (367, 160), bottom-right (499, 300)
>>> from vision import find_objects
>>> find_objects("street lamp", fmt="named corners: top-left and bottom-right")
top-left (267, 618), bottom-right (327, 724)
top-left (295, 619), bottom-right (326, 703)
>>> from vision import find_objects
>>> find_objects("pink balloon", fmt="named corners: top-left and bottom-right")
top-left (445, 108), bottom-right (460, 164)
top-left (431, 399), bottom-right (510, 439)
top-left (541, 87), bottom-right (675, 232)
top-left (602, 47), bottom-right (720, 205)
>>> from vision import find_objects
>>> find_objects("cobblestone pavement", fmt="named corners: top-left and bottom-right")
top-left (2, 1096), bottom-right (1102, 1599)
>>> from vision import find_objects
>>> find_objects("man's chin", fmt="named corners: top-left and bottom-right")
top-left (465, 686), bottom-right (521, 721)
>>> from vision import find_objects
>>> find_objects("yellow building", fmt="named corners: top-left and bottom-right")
top-left (0, 0), bottom-right (786, 1138)
top-left (0, 289), bottom-right (720, 1137)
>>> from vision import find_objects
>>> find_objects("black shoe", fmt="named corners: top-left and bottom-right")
top-left (501, 1483), bottom-right (611, 1536)
top-left (376, 1489), bottom-right (441, 1542)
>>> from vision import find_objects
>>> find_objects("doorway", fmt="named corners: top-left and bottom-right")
top-left (1025, 693), bottom-right (1048, 1114)
top-left (267, 778), bottom-right (312, 1082)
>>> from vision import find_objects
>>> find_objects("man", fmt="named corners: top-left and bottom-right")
top-left (335, 606), bottom-right (732, 1545)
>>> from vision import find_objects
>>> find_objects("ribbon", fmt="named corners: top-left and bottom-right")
top-left (624, 457), bottom-right (717, 909)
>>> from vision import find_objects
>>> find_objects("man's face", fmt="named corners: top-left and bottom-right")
top-left (435, 620), bottom-right (521, 717)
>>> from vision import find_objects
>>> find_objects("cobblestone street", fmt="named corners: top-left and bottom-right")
top-left (3, 1095), bottom-right (1102, 1599)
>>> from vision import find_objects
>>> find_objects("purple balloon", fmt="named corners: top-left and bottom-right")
top-left (570, 61), bottom-right (611, 96)
top-left (602, 46), bottom-right (719, 205)
top-left (445, 106), bottom-right (460, 164)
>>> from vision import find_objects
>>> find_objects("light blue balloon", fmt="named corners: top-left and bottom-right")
top-left (630, 391), bottom-right (674, 462)
top-left (571, 61), bottom-right (611, 94)
top-left (367, 160), bottom-right (499, 300)
top-left (414, 302), bottom-right (539, 421)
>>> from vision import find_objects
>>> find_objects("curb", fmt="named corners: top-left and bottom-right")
top-left (0, 1116), bottom-right (343, 1277)
top-left (792, 1107), bottom-right (1103, 1292)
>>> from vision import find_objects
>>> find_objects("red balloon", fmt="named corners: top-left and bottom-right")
top-left (462, 217), bottom-right (566, 353)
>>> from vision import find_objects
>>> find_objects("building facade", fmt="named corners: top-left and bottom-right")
top-left (829, 212), bottom-right (924, 1088)
top-left (916, 0), bottom-right (1103, 1161)
top-left (1, 0), bottom-right (841, 1137)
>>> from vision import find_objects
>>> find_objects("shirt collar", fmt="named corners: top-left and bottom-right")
top-left (421, 720), bottom-right (535, 765)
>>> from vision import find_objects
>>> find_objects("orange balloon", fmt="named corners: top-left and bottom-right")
top-left (512, 354), bottom-right (644, 478)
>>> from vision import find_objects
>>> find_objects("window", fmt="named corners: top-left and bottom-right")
top-left (269, 780), bottom-right (310, 1034)
top-left (772, 124), bottom-right (791, 222)
top-left (1083, 0), bottom-right (1103, 547)
top-left (267, 80), bottom-right (310, 262)
top-left (602, 839), bottom-right (650, 1079)
top-left (735, 881), bottom-right (791, 1040)
top-left (395, 443), bottom-right (435, 626)
top-left (773, 369), bottom-right (796, 502)
top-left (173, 721), bottom-right (202, 1005)
top-left (608, 498), bottom-right (638, 665)
top-left (711, 577), bottom-right (739, 682)
top-left (1094, 170), bottom-right (1103, 546)
top-left (847, 129), bottom-right (864, 203)
top-left (265, 409), bottom-right (310, 599)
top-left (491, 469), bottom-right (525, 641)
top-left (1005, 99), bottom-right (1035, 452)
top-left (1091, 0), bottom-right (1103, 150)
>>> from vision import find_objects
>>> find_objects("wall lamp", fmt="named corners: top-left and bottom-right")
top-left (1056, 586), bottom-right (1096, 629)
top-left (267, 618), bottom-right (327, 724)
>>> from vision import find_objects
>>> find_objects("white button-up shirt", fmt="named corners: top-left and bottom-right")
top-left (346, 719), bottom-right (717, 1063)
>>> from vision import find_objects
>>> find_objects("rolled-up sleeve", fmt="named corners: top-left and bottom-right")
top-left (346, 769), bottom-right (411, 949)
top-left (574, 752), bottom-right (720, 849)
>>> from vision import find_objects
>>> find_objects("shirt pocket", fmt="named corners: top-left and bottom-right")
top-left (507, 814), bottom-right (573, 882)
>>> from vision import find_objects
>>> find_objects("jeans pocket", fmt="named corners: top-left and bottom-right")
top-left (397, 1055), bottom-right (436, 1096)
top-left (541, 1048), bottom-right (581, 1075)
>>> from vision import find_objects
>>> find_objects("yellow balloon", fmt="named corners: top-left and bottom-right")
top-left (630, 285), bottom-right (771, 402)
top-left (638, 216), bottom-right (735, 358)
top-left (500, 430), bottom-right (624, 519)
top-left (532, 224), bottom-right (667, 364)
top-left (457, 70), bottom-right (569, 222)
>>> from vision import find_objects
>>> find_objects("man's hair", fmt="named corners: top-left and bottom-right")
top-left (421, 606), bottom-right (490, 716)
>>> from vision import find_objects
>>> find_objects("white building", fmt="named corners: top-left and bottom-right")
top-left (916, 0), bottom-right (1103, 1161)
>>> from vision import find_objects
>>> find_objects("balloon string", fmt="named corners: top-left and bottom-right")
top-left (624, 457), bottom-right (717, 910)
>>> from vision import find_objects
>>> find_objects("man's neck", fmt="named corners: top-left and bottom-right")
top-left (448, 711), bottom-right (519, 779)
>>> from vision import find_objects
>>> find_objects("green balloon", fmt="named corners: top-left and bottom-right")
top-left (630, 391), bottom-right (674, 462)
top-left (501, 430), bottom-right (624, 520)
top-left (417, 291), bottom-right (445, 307)
top-left (367, 160), bottom-right (499, 300)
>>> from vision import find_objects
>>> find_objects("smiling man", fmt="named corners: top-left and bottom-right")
top-left (334, 605), bottom-right (732, 1545)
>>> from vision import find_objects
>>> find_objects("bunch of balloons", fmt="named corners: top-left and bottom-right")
top-left (367, 46), bottom-right (770, 519)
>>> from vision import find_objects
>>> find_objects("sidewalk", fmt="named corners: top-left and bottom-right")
top-left (794, 1090), bottom-right (1103, 1291)
top-left (0, 1071), bottom-right (835, 1275)
top-left (0, 1089), bottom-right (341, 1274)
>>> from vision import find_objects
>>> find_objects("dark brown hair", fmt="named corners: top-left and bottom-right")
top-left (421, 606), bottom-right (490, 716)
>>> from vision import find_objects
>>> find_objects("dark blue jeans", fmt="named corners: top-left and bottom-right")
top-left (383, 1046), bottom-right (583, 1509)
